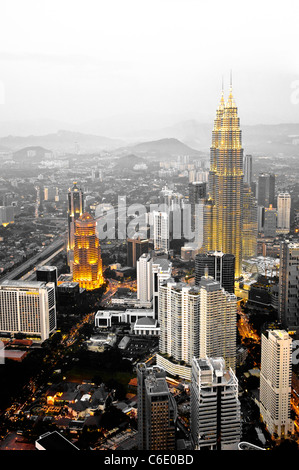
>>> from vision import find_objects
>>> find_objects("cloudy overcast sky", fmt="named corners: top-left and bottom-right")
top-left (0, 0), bottom-right (298, 135)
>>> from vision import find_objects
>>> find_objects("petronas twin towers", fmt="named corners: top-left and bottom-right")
top-left (202, 83), bottom-right (244, 278)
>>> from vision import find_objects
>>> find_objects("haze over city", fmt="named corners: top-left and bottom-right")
top-left (0, 0), bottom-right (299, 138)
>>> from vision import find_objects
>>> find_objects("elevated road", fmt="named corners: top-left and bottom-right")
top-left (0, 236), bottom-right (66, 283)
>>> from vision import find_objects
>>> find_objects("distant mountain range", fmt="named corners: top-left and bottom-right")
top-left (0, 120), bottom-right (299, 157)
top-left (126, 137), bottom-right (203, 158)
top-left (0, 130), bottom-right (124, 152)
top-left (123, 120), bottom-right (299, 155)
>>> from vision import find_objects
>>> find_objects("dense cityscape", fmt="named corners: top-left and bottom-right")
top-left (0, 0), bottom-right (299, 461)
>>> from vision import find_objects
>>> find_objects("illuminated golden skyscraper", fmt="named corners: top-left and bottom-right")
top-left (73, 212), bottom-right (104, 290)
top-left (67, 182), bottom-right (84, 271)
top-left (203, 83), bottom-right (244, 278)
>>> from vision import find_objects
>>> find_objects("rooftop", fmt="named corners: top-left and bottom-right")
top-left (35, 431), bottom-right (79, 451)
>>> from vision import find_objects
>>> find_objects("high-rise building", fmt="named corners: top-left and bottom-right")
top-left (277, 192), bottom-right (291, 233)
top-left (195, 251), bottom-right (235, 294)
top-left (202, 85), bottom-right (243, 278)
top-left (244, 154), bottom-right (253, 185)
top-left (0, 280), bottom-right (56, 342)
top-left (36, 266), bottom-right (58, 287)
top-left (137, 363), bottom-right (177, 451)
top-left (157, 271), bottom-right (237, 378)
top-left (157, 280), bottom-right (201, 379)
top-left (257, 173), bottom-right (275, 208)
top-left (263, 205), bottom-right (277, 237)
top-left (0, 206), bottom-right (14, 227)
top-left (278, 241), bottom-right (299, 331)
top-left (127, 236), bottom-right (149, 268)
top-left (190, 357), bottom-right (241, 450)
top-left (257, 206), bottom-right (265, 233)
top-left (153, 211), bottom-right (169, 254)
top-left (67, 182), bottom-right (84, 270)
top-left (188, 181), bottom-right (207, 233)
top-left (242, 183), bottom-right (258, 258)
top-left (199, 275), bottom-right (237, 372)
top-left (152, 257), bottom-right (172, 320)
top-left (73, 212), bottom-right (104, 291)
top-left (137, 253), bottom-right (153, 303)
top-left (259, 329), bottom-right (294, 439)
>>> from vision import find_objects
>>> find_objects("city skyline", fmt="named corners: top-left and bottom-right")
top-left (0, 0), bottom-right (299, 455)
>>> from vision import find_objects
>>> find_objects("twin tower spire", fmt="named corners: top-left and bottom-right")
top-left (203, 73), bottom-right (244, 279)
top-left (218, 72), bottom-right (236, 112)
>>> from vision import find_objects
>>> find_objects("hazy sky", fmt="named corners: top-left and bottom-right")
top-left (0, 0), bottom-right (298, 135)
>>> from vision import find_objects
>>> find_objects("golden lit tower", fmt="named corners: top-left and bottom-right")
top-left (67, 182), bottom-right (84, 271)
top-left (203, 81), bottom-right (244, 278)
top-left (73, 212), bottom-right (104, 290)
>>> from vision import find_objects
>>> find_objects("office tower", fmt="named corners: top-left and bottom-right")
top-left (0, 280), bottom-right (56, 342)
top-left (73, 212), bottom-right (104, 291)
top-left (202, 85), bottom-right (243, 278)
top-left (242, 183), bottom-right (258, 258)
top-left (152, 257), bottom-right (172, 320)
top-left (137, 253), bottom-right (153, 303)
top-left (263, 205), bottom-right (277, 237)
top-left (250, 180), bottom-right (257, 198)
top-left (153, 211), bottom-right (169, 254)
top-left (278, 241), bottom-right (299, 331)
top-left (277, 192), bottom-right (291, 233)
top-left (67, 182), bottom-right (84, 270)
top-left (244, 154), bottom-right (253, 185)
top-left (195, 251), bottom-right (235, 293)
top-left (158, 280), bottom-right (201, 370)
top-left (0, 206), bottom-right (14, 227)
top-left (259, 330), bottom-right (294, 439)
top-left (190, 357), bottom-right (241, 450)
top-left (127, 236), bottom-right (149, 268)
top-left (188, 182), bottom-right (207, 232)
top-left (199, 275), bottom-right (237, 371)
top-left (257, 173), bottom-right (275, 208)
top-left (44, 186), bottom-right (58, 202)
top-left (36, 266), bottom-right (58, 287)
top-left (257, 206), bottom-right (265, 233)
top-left (137, 363), bottom-right (177, 451)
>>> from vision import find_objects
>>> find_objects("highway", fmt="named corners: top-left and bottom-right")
top-left (0, 236), bottom-right (66, 283)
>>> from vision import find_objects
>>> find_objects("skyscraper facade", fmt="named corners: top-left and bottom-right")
top-left (127, 236), bottom-right (149, 268)
top-left (152, 257), bottom-right (172, 320)
top-left (188, 181), bottom-right (207, 233)
top-left (153, 211), bottom-right (169, 254)
top-left (0, 280), bottom-right (56, 342)
top-left (242, 183), bottom-right (258, 258)
top-left (277, 192), bottom-right (291, 233)
top-left (137, 363), bottom-right (177, 451)
top-left (195, 251), bottom-right (235, 294)
top-left (157, 280), bottom-right (201, 379)
top-left (263, 205), bottom-right (277, 237)
top-left (199, 275), bottom-right (237, 372)
top-left (243, 154), bottom-right (253, 185)
top-left (73, 212), bottom-right (104, 291)
top-left (137, 253), bottom-right (153, 303)
top-left (202, 87), bottom-right (244, 278)
top-left (278, 241), bottom-right (299, 331)
top-left (67, 182), bottom-right (84, 270)
top-left (259, 329), bottom-right (294, 439)
top-left (190, 357), bottom-right (241, 450)
top-left (257, 173), bottom-right (275, 208)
